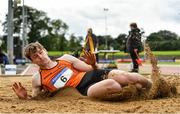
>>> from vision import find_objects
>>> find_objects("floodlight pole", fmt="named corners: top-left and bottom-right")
top-left (104, 8), bottom-right (108, 50)
top-left (22, 0), bottom-right (25, 58)
top-left (7, 0), bottom-right (14, 64)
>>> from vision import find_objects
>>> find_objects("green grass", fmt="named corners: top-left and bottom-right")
top-left (113, 51), bottom-right (180, 56)
top-left (48, 50), bottom-right (180, 65)
top-left (158, 61), bottom-right (180, 65)
top-left (48, 51), bottom-right (71, 56)
top-left (96, 51), bottom-right (180, 57)
top-left (151, 51), bottom-right (180, 56)
top-left (48, 50), bottom-right (180, 57)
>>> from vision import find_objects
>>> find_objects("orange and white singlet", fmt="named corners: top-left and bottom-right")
top-left (40, 60), bottom-right (86, 92)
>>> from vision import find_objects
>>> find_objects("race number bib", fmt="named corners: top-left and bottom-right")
top-left (51, 67), bottom-right (73, 89)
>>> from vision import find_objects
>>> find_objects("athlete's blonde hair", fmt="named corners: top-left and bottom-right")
top-left (24, 42), bottom-right (45, 60)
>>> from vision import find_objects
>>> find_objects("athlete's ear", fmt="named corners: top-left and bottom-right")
top-left (43, 48), bottom-right (48, 54)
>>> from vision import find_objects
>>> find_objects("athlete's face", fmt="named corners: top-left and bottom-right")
top-left (30, 48), bottom-right (50, 66)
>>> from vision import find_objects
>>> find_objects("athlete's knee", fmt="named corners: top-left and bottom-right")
top-left (105, 79), bottom-right (122, 92)
top-left (124, 72), bottom-right (141, 83)
top-left (108, 70), bottom-right (127, 78)
top-left (87, 79), bottom-right (122, 98)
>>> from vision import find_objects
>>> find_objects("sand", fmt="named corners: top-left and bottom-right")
top-left (0, 75), bottom-right (180, 113)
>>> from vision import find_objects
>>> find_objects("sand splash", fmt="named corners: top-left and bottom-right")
top-left (144, 44), bottom-right (176, 99)
top-left (101, 44), bottom-right (177, 101)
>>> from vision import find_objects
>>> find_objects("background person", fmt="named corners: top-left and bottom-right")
top-left (126, 23), bottom-right (143, 72)
top-left (84, 28), bottom-right (99, 62)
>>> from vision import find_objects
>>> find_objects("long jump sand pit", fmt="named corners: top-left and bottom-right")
top-left (0, 75), bottom-right (180, 113)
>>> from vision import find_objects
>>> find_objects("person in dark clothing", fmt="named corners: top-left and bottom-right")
top-left (0, 41), bottom-right (9, 64)
top-left (0, 40), bottom-right (9, 65)
top-left (0, 52), bottom-right (9, 65)
top-left (84, 28), bottom-right (99, 62)
top-left (126, 23), bottom-right (143, 72)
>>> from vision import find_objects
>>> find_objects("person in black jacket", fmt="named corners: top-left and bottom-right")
top-left (126, 23), bottom-right (143, 72)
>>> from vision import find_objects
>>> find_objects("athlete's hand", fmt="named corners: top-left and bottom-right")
top-left (83, 50), bottom-right (97, 69)
top-left (12, 82), bottom-right (28, 99)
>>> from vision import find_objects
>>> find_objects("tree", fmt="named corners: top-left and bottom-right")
top-left (47, 19), bottom-right (68, 51)
top-left (97, 35), bottom-right (114, 50)
top-left (147, 30), bottom-right (180, 50)
top-left (96, 35), bottom-right (105, 50)
top-left (68, 34), bottom-right (83, 51)
top-left (2, 5), bottom-right (69, 51)
top-left (114, 34), bottom-right (127, 51)
top-left (147, 30), bottom-right (178, 42)
top-left (50, 19), bottom-right (68, 35)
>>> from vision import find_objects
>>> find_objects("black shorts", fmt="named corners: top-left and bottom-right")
top-left (76, 69), bottom-right (111, 96)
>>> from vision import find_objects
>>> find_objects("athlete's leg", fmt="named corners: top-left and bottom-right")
top-left (87, 79), bottom-right (122, 99)
top-left (107, 70), bottom-right (152, 89)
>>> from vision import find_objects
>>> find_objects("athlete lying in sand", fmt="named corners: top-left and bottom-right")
top-left (12, 42), bottom-right (152, 100)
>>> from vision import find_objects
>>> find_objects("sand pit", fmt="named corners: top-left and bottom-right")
top-left (0, 75), bottom-right (180, 113)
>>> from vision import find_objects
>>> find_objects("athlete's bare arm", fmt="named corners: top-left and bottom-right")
top-left (12, 73), bottom-right (43, 99)
top-left (31, 73), bottom-right (42, 97)
top-left (58, 54), bottom-right (94, 72)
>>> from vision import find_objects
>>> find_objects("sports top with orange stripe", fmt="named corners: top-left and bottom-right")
top-left (40, 60), bottom-right (86, 92)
